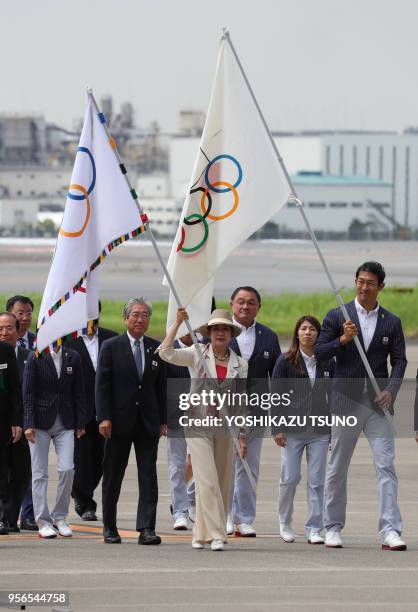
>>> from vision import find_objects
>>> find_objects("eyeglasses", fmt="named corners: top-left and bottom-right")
top-left (129, 312), bottom-right (150, 319)
top-left (0, 326), bottom-right (16, 333)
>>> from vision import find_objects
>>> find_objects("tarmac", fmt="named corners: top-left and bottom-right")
top-left (2, 342), bottom-right (418, 612)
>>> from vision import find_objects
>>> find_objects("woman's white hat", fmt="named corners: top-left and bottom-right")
top-left (197, 309), bottom-right (241, 338)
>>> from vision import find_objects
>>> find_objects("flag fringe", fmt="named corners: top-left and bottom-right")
top-left (36, 223), bottom-right (146, 350)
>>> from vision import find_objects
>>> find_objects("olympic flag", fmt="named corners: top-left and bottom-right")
top-left (36, 95), bottom-right (145, 354)
top-left (164, 34), bottom-right (292, 335)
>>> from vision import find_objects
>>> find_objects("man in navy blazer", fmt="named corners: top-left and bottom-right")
top-left (228, 286), bottom-right (281, 537)
top-left (315, 261), bottom-right (407, 551)
top-left (96, 298), bottom-right (167, 545)
top-left (23, 346), bottom-right (86, 538)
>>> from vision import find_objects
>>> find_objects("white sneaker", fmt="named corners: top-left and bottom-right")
top-left (188, 507), bottom-right (196, 524)
top-left (226, 514), bottom-right (234, 535)
top-left (307, 530), bottom-right (324, 545)
top-left (325, 530), bottom-right (343, 548)
top-left (192, 539), bottom-right (204, 549)
top-left (211, 539), bottom-right (224, 551)
top-left (382, 530), bottom-right (407, 551)
top-left (235, 523), bottom-right (256, 537)
top-left (38, 525), bottom-right (57, 539)
top-left (173, 516), bottom-right (188, 531)
top-left (279, 523), bottom-right (295, 543)
top-left (55, 520), bottom-right (72, 537)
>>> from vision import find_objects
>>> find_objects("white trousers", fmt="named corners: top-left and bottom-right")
top-left (166, 430), bottom-right (195, 519)
top-left (29, 415), bottom-right (74, 528)
top-left (278, 430), bottom-right (329, 533)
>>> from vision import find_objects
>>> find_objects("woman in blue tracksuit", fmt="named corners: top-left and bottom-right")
top-left (271, 315), bottom-right (333, 545)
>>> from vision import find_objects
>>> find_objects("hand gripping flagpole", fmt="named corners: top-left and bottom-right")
top-left (222, 30), bottom-right (396, 435)
top-left (87, 88), bottom-right (257, 491)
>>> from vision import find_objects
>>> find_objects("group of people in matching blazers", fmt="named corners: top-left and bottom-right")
top-left (0, 259), bottom-right (411, 552)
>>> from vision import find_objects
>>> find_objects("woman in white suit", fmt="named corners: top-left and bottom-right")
top-left (158, 308), bottom-right (248, 551)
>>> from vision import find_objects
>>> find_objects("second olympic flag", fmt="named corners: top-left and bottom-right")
top-left (165, 34), bottom-right (292, 335)
top-left (36, 94), bottom-right (145, 354)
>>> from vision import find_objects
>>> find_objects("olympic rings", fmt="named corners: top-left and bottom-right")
top-left (200, 181), bottom-right (238, 221)
top-left (205, 154), bottom-right (242, 193)
top-left (59, 184), bottom-right (91, 238)
top-left (177, 151), bottom-right (243, 255)
top-left (184, 187), bottom-right (212, 224)
top-left (177, 213), bottom-right (209, 253)
top-left (59, 146), bottom-right (96, 239)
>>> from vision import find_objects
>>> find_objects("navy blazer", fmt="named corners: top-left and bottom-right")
top-left (27, 331), bottom-right (36, 351)
top-left (0, 341), bottom-right (22, 427)
top-left (17, 346), bottom-right (29, 383)
top-left (315, 300), bottom-right (407, 413)
top-left (271, 352), bottom-right (334, 434)
top-left (23, 348), bottom-right (87, 431)
top-left (95, 333), bottom-right (167, 437)
top-left (67, 327), bottom-right (118, 423)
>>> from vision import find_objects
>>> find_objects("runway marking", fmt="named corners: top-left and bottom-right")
top-left (2, 567), bottom-right (418, 576)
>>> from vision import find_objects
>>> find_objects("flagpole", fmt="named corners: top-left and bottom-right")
top-left (87, 88), bottom-right (258, 490)
top-left (222, 30), bottom-right (396, 433)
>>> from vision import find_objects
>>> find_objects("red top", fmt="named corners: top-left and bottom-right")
top-left (216, 365), bottom-right (227, 381)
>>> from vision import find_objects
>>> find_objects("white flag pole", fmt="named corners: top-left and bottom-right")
top-left (222, 30), bottom-right (396, 434)
top-left (87, 88), bottom-right (257, 490)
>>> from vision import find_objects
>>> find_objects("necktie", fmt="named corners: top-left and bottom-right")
top-left (134, 340), bottom-right (143, 380)
top-left (17, 337), bottom-right (26, 349)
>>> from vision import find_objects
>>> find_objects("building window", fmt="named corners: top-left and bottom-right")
top-left (287, 202), bottom-right (297, 208)
top-left (339, 145), bottom-right (344, 175)
top-left (351, 202), bottom-right (363, 208)
top-left (352, 146), bottom-right (357, 174)
top-left (14, 209), bottom-right (24, 218)
top-left (379, 145), bottom-right (384, 179)
top-left (330, 202), bottom-right (347, 208)
top-left (366, 146), bottom-right (371, 175)
top-left (30, 174), bottom-right (35, 179)
top-left (325, 145), bottom-right (331, 173)
top-left (308, 202), bottom-right (326, 208)
top-left (17, 190), bottom-right (22, 196)
top-left (30, 190), bottom-right (36, 196)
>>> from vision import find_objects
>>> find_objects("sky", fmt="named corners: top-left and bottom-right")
top-left (2, 0), bottom-right (418, 134)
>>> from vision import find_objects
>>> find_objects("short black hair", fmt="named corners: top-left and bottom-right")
top-left (355, 261), bottom-right (386, 285)
top-left (230, 286), bottom-right (261, 304)
top-left (6, 295), bottom-right (34, 312)
top-left (0, 311), bottom-right (20, 331)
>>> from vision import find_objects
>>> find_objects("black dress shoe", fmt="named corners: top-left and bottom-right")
top-left (0, 521), bottom-right (9, 535)
top-left (82, 510), bottom-right (97, 521)
top-left (20, 518), bottom-right (38, 531)
top-left (138, 529), bottom-right (161, 545)
top-left (103, 528), bottom-right (121, 544)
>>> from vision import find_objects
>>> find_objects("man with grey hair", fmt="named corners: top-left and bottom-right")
top-left (96, 298), bottom-right (167, 545)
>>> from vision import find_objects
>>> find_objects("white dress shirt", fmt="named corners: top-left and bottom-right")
top-left (82, 332), bottom-right (99, 371)
top-left (354, 297), bottom-right (379, 351)
top-left (233, 318), bottom-right (256, 361)
top-left (300, 349), bottom-right (316, 387)
top-left (127, 331), bottom-right (145, 375)
top-left (51, 348), bottom-right (62, 377)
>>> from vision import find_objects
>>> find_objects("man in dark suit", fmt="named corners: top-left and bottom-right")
top-left (0, 313), bottom-right (31, 533)
top-left (96, 297), bottom-right (167, 545)
top-left (68, 304), bottom-right (118, 521)
top-left (0, 338), bottom-right (24, 536)
top-left (6, 295), bottom-right (36, 351)
top-left (6, 295), bottom-right (37, 530)
top-left (23, 346), bottom-right (86, 538)
top-left (316, 261), bottom-right (407, 551)
top-left (228, 286), bottom-right (281, 536)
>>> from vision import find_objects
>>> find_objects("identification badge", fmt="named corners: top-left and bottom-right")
top-left (0, 363), bottom-right (8, 370)
top-left (324, 371), bottom-right (330, 377)
top-left (152, 360), bottom-right (158, 368)
top-left (382, 337), bottom-right (389, 345)
top-left (66, 366), bottom-right (73, 374)
top-left (263, 351), bottom-right (269, 359)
